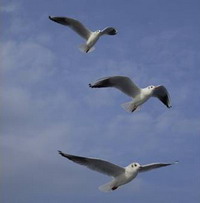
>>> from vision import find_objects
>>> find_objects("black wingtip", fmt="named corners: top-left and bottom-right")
top-left (108, 28), bottom-right (118, 35)
top-left (111, 29), bottom-right (118, 35)
top-left (49, 16), bottom-right (53, 20)
top-left (58, 150), bottom-right (63, 155)
top-left (89, 83), bottom-right (93, 88)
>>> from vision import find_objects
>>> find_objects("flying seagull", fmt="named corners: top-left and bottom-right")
top-left (58, 151), bottom-right (178, 192)
top-left (89, 76), bottom-right (171, 112)
top-left (49, 16), bottom-right (117, 53)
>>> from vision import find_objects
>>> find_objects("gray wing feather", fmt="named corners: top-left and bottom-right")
top-left (101, 27), bottom-right (117, 35)
top-left (58, 151), bottom-right (125, 177)
top-left (49, 16), bottom-right (91, 39)
top-left (89, 76), bottom-right (141, 98)
top-left (139, 161), bottom-right (178, 173)
top-left (152, 85), bottom-right (171, 108)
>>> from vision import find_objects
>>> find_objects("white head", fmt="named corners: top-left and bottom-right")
top-left (145, 85), bottom-right (157, 94)
top-left (126, 162), bottom-right (141, 172)
top-left (147, 85), bottom-right (156, 90)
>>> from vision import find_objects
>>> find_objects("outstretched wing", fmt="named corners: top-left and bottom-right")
top-left (58, 151), bottom-right (125, 177)
top-left (49, 16), bottom-right (91, 39)
top-left (152, 85), bottom-right (171, 108)
top-left (89, 76), bottom-right (141, 98)
top-left (139, 161), bottom-right (178, 173)
top-left (101, 27), bottom-right (117, 35)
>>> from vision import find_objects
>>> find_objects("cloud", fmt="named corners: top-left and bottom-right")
top-left (0, 3), bottom-right (18, 13)
top-left (1, 40), bottom-right (56, 84)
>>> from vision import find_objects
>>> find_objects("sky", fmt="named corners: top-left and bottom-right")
top-left (1, 0), bottom-right (200, 202)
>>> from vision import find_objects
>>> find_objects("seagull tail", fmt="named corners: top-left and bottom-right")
top-left (79, 44), bottom-right (95, 53)
top-left (98, 180), bottom-right (116, 192)
top-left (121, 101), bottom-right (140, 113)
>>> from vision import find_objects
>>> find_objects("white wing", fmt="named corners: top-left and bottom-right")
top-left (89, 76), bottom-right (141, 98)
top-left (58, 151), bottom-right (125, 177)
top-left (49, 16), bottom-right (92, 40)
top-left (101, 27), bottom-right (117, 35)
top-left (152, 85), bottom-right (171, 108)
top-left (139, 161), bottom-right (178, 173)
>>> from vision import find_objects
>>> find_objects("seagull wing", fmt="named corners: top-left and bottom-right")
top-left (101, 27), bottom-right (117, 35)
top-left (139, 161), bottom-right (178, 173)
top-left (49, 16), bottom-right (92, 39)
top-left (152, 85), bottom-right (171, 108)
top-left (58, 151), bottom-right (125, 177)
top-left (89, 76), bottom-right (141, 98)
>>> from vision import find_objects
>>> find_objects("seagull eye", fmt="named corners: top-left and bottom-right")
top-left (134, 164), bottom-right (137, 167)
top-left (131, 164), bottom-right (133, 168)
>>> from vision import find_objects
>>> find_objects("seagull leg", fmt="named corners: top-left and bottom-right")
top-left (112, 186), bottom-right (118, 190)
top-left (131, 107), bottom-right (137, 112)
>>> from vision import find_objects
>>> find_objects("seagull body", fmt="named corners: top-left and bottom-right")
top-left (49, 16), bottom-right (117, 53)
top-left (82, 31), bottom-right (101, 53)
top-left (89, 76), bottom-right (171, 112)
top-left (58, 151), bottom-right (178, 192)
top-left (107, 163), bottom-right (139, 191)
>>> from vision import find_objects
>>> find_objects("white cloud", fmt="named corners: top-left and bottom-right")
top-left (0, 3), bottom-right (18, 13)
top-left (1, 40), bottom-right (56, 84)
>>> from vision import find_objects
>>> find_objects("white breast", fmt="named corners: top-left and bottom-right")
top-left (86, 32), bottom-right (101, 46)
top-left (133, 88), bottom-right (152, 106)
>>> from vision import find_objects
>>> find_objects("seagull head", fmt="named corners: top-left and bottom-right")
top-left (147, 85), bottom-right (156, 90)
top-left (143, 85), bottom-right (156, 95)
top-left (148, 85), bottom-right (164, 92)
top-left (126, 162), bottom-right (141, 172)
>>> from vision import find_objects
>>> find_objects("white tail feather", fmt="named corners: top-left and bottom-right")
top-left (98, 181), bottom-right (114, 192)
top-left (121, 101), bottom-right (140, 113)
top-left (79, 44), bottom-right (95, 53)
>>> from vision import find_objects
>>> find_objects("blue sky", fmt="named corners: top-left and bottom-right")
top-left (1, 0), bottom-right (200, 202)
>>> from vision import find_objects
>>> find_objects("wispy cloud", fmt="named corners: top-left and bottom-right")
top-left (0, 3), bottom-right (18, 13)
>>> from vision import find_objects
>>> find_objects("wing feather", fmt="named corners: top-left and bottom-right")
top-left (58, 151), bottom-right (125, 177)
top-left (89, 76), bottom-right (141, 98)
top-left (139, 161), bottom-right (178, 173)
top-left (49, 16), bottom-right (91, 39)
top-left (152, 85), bottom-right (171, 108)
top-left (101, 27), bottom-right (117, 35)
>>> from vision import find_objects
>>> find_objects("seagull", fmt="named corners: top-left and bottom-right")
top-left (49, 16), bottom-right (117, 53)
top-left (58, 151), bottom-right (178, 192)
top-left (89, 76), bottom-right (172, 112)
